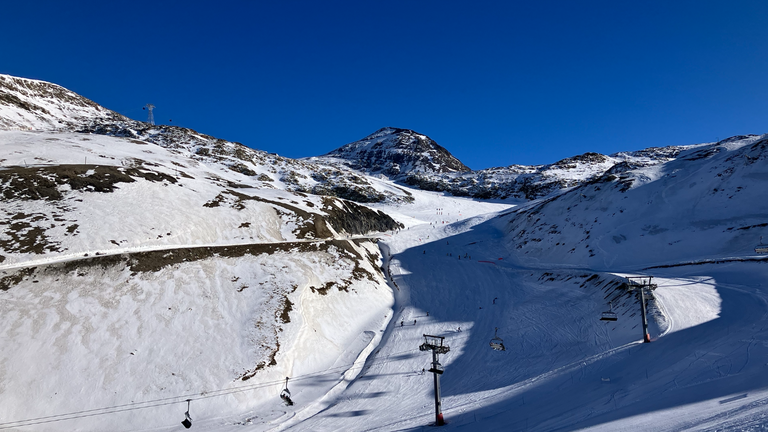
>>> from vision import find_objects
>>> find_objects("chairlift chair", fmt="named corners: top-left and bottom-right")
top-left (600, 302), bottom-right (618, 322)
top-left (428, 361), bottom-right (445, 375)
top-left (489, 327), bottom-right (506, 351)
top-left (181, 399), bottom-right (192, 429)
top-left (756, 237), bottom-right (768, 254)
top-left (280, 377), bottom-right (294, 406)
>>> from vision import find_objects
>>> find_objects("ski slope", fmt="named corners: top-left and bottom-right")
top-left (4, 178), bottom-right (768, 431)
top-left (248, 206), bottom-right (768, 432)
top-left (3, 127), bottom-right (768, 431)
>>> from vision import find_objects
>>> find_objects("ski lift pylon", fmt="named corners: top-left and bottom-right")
top-left (600, 302), bottom-right (618, 321)
top-left (489, 327), bottom-right (506, 351)
top-left (280, 377), bottom-right (294, 406)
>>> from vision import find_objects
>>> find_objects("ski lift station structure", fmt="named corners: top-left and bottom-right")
top-left (489, 327), bottom-right (506, 351)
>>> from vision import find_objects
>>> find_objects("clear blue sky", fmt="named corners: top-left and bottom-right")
top-left (2, 1), bottom-right (767, 169)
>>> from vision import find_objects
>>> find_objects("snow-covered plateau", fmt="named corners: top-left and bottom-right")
top-left (2, 74), bottom-right (768, 432)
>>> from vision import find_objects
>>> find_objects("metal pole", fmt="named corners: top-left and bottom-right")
top-left (639, 285), bottom-right (650, 343)
top-left (432, 350), bottom-right (444, 425)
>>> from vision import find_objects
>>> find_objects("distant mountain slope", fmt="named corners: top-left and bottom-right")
top-left (0, 131), bottom-right (401, 266)
top-left (0, 74), bottom-right (423, 204)
top-left (76, 121), bottom-right (419, 204)
top-left (0, 73), bottom-right (708, 203)
top-left (0, 72), bottom-right (747, 210)
top-left (0, 74), bottom-right (126, 130)
top-left (499, 134), bottom-right (768, 269)
top-left (403, 146), bottom-right (701, 200)
top-left (316, 126), bottom-right (698, 201)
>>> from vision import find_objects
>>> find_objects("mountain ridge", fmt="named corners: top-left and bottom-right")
top-left (0, 73), bottom-right (750, 204)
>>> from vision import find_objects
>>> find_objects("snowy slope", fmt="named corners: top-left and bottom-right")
top-left (73, 122), bottom-right (420, 205)
top-left (0, 74), bottom-right (125, 130)
top-left (502, 134), bottom-right (768, 269)
top-left (150, 192), bottom-right (768, 432)
top-left (238, 185), bottom-right (768, 432)
top-left (0, 131), bottom-right (403, 267)
top-left (0, 129), bottom-right (406, 431)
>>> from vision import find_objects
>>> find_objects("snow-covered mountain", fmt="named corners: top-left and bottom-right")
top-left (315, 125), bottom-right (696, 201)
top-left (0, 73), bottom-right (695, 203)
top-left (318, 127), bottom-right (471, 177)
top-left (402, 146), bottom-right (703, 200)
top-left (0, 74), bottom-right (414, 205)
top-left (0, 74), bottom-right (126, 130)
top-left (3, 74), bottom-right (768, 432)
top-left (75, 120), bottom-right (416, 204)
top-left (501, 133), bottom-right (768, 269)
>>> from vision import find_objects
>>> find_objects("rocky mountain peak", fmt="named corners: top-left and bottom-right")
top-left (321, 127), bottom-right (471, 178)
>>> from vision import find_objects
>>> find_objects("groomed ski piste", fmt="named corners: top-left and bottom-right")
top-left (2, 130), bottom-right (768, 431)
top-left (234, 205), bottom-right (768, 432)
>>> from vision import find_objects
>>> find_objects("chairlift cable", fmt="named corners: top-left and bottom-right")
top-left (0, 335), bottom-right (476, 430)
top-left (0, 329), bottom-right (482, 429)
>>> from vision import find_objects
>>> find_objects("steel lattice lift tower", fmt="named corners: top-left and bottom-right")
top-left (419, 334), bottom-right (450, 426)
top-left (143, 104), bottom-right (155, 125)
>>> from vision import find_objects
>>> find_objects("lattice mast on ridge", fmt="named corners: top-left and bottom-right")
top-left (144, 104), bottom-right (155, 125)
